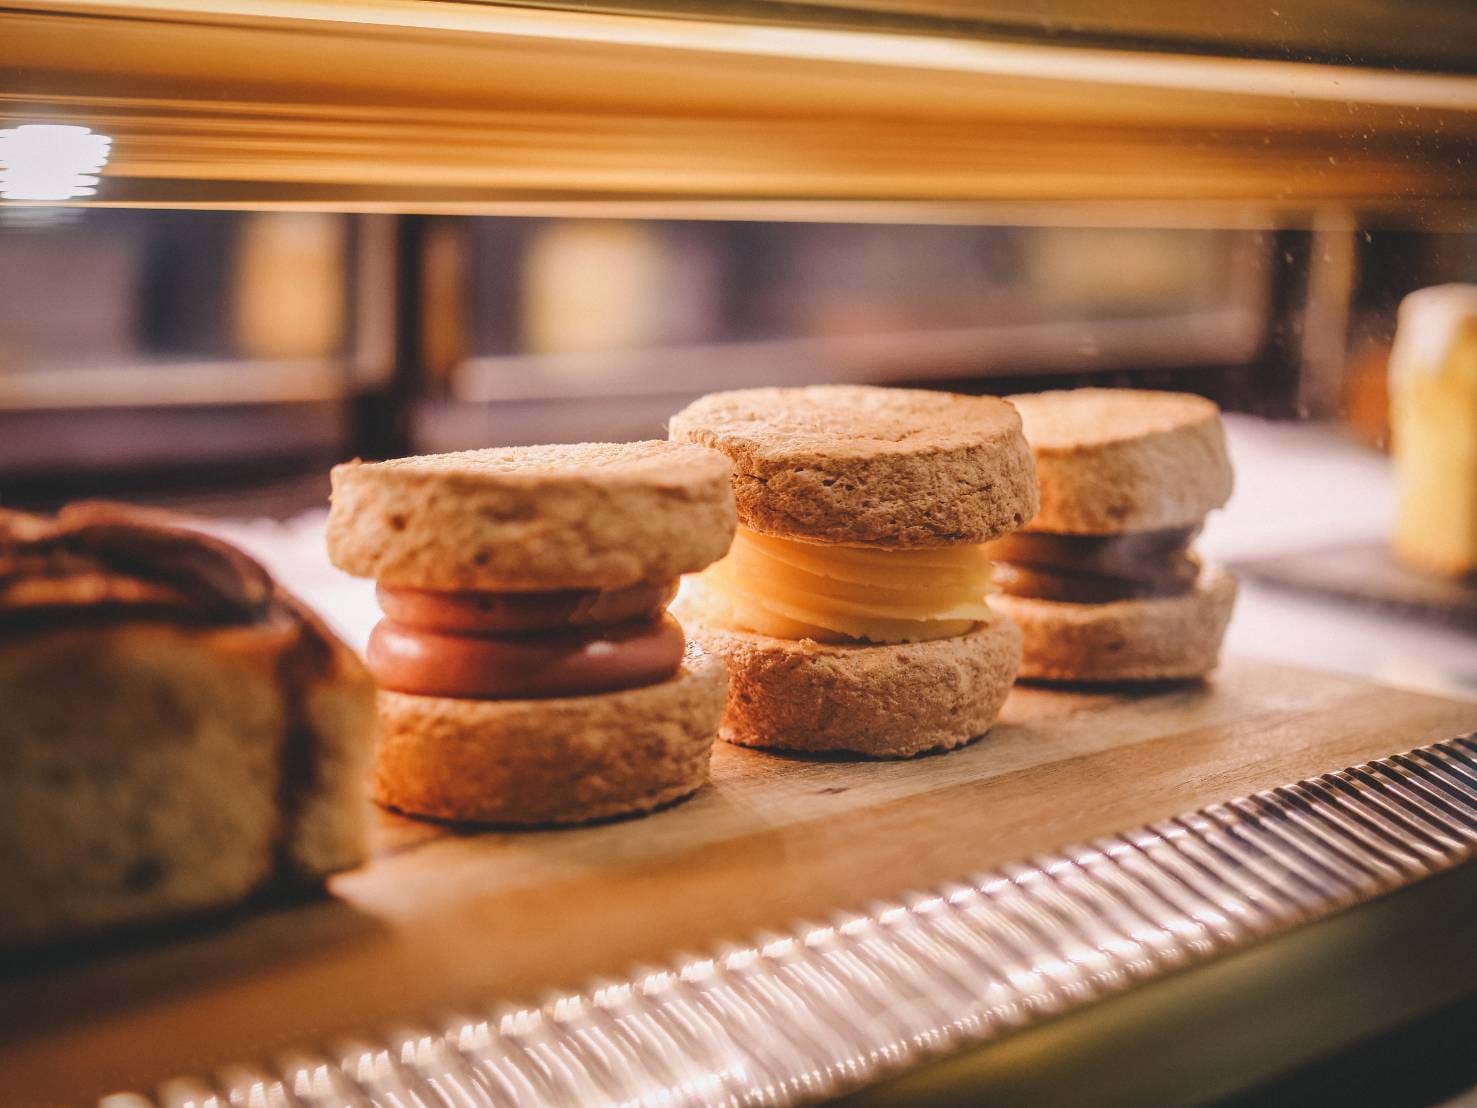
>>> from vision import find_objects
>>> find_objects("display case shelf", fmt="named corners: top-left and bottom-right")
top-left (5, 0), bottom-right (1477, 216)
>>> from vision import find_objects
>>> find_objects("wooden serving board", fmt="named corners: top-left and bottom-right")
top-left (5, 656), bottom-right (1477, 1105)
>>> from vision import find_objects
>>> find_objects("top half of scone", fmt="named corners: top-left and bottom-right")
top-left (327, 440), bottom-right (737, 593)
top-left (1006, 388), bottom-right (1232, 536)
top-left (668, 385), bottom-right (1039, 549)
top-left (668, 385), bottom-right (1039, 645)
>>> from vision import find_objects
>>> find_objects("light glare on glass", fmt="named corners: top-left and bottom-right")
top-left (0, 124), bottom-right (112, 201)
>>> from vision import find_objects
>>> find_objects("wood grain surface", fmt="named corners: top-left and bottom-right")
top-left (4, 656), bottom-right (1477, 1105)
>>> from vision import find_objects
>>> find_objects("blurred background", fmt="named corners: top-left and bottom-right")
top-left (3, 0), bottom-right (1476, 686)
top-left (3, 0), bottom-right (1476, 517)
top-left (1, 210), bottom-right (1471, 514)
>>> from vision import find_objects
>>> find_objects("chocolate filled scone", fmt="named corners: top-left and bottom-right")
top-left (670, 385), bottom-right (1037, 758)
top-left (327, 441), bottom-right (736, 825)
top-left (985, 389), bottom-right (1237, 683)
top-left (0, 503), bottom-right (375, 949)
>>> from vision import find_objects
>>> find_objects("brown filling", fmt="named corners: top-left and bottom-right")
top-left (369, 582), bottom-right (683, 700)
top-left (984, 527), bottom-right (1200, 602)
top-left (376, 580), bottom-right (676, 634)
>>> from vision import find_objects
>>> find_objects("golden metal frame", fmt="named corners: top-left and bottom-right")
top-left (5, 1), bottom-right (1477, 217)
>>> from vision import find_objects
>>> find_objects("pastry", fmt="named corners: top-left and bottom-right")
top-left (327, 441), bottom-right (735, 825)
top-left (1389, 284), bottom-right (1477, 578)
top-left (670, 384), bottom-right (1036, 757)
top-left (0, 502), bottom-right (375, 948)
top-left (985, 388), bottom-right (1236, 682)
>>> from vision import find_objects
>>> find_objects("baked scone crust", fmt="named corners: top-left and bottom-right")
top-left (327, 441), bottom-right (736, 590)
top-left (678, 613), bottom-right (1022, 758)
top-left (669, 385), bottom-right (1038, 548)
top-left (373, 651), bottom-right (727, 825)
top-left (994, 566), bottom-right (1237, 682)
top-left (1009, 389), bottom-right (1233, 534)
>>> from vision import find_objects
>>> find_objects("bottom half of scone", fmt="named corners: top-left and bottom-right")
top-left (678, 613), bottom-right (1022, 759)
top-left (373, 651), bottom-right (727, 825)
top-left (0, 620), bottom-right (375, 950)
top-left (993, 565), bottom-right (1237, 683)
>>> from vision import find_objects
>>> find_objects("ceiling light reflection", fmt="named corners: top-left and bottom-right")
top-left (0, 124), bottom-right (112, 201)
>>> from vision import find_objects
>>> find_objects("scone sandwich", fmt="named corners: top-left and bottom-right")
top-left (669, 385), bottom-right (1037, 758)
top-left (0, 502), bottom-right (375, 949)
top-left (327, 441), bottom-right (736, 825)
top-left (985, 388), bottom-right (1236, 682)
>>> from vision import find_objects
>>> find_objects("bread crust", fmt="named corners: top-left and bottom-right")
top-left (327, 441), bottom-right (736, 590)
top-left (0, 618), bottom-right (374, 948)
top-left (669, 386), bottom-right (1038, 547)
top-left (1008, 389), bottom-right (1233, 534)
top-left (678, 615), bottom-right (1021, 758)
top-left (994, 566), bottom-right (1237, 682)
top-left (282, 600), bottom-right (379, 880)
top-left (373, 652), bottom-right (727, 825)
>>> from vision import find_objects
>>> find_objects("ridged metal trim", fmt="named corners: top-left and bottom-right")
top-left (107, 732), bottom-right (1477, 1108)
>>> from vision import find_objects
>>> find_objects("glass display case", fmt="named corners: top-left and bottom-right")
top-left (3, 4), bottom-right (1476, 1106)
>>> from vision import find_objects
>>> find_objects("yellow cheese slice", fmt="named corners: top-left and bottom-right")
top-left (694, 526), bottom-right (996, 644)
